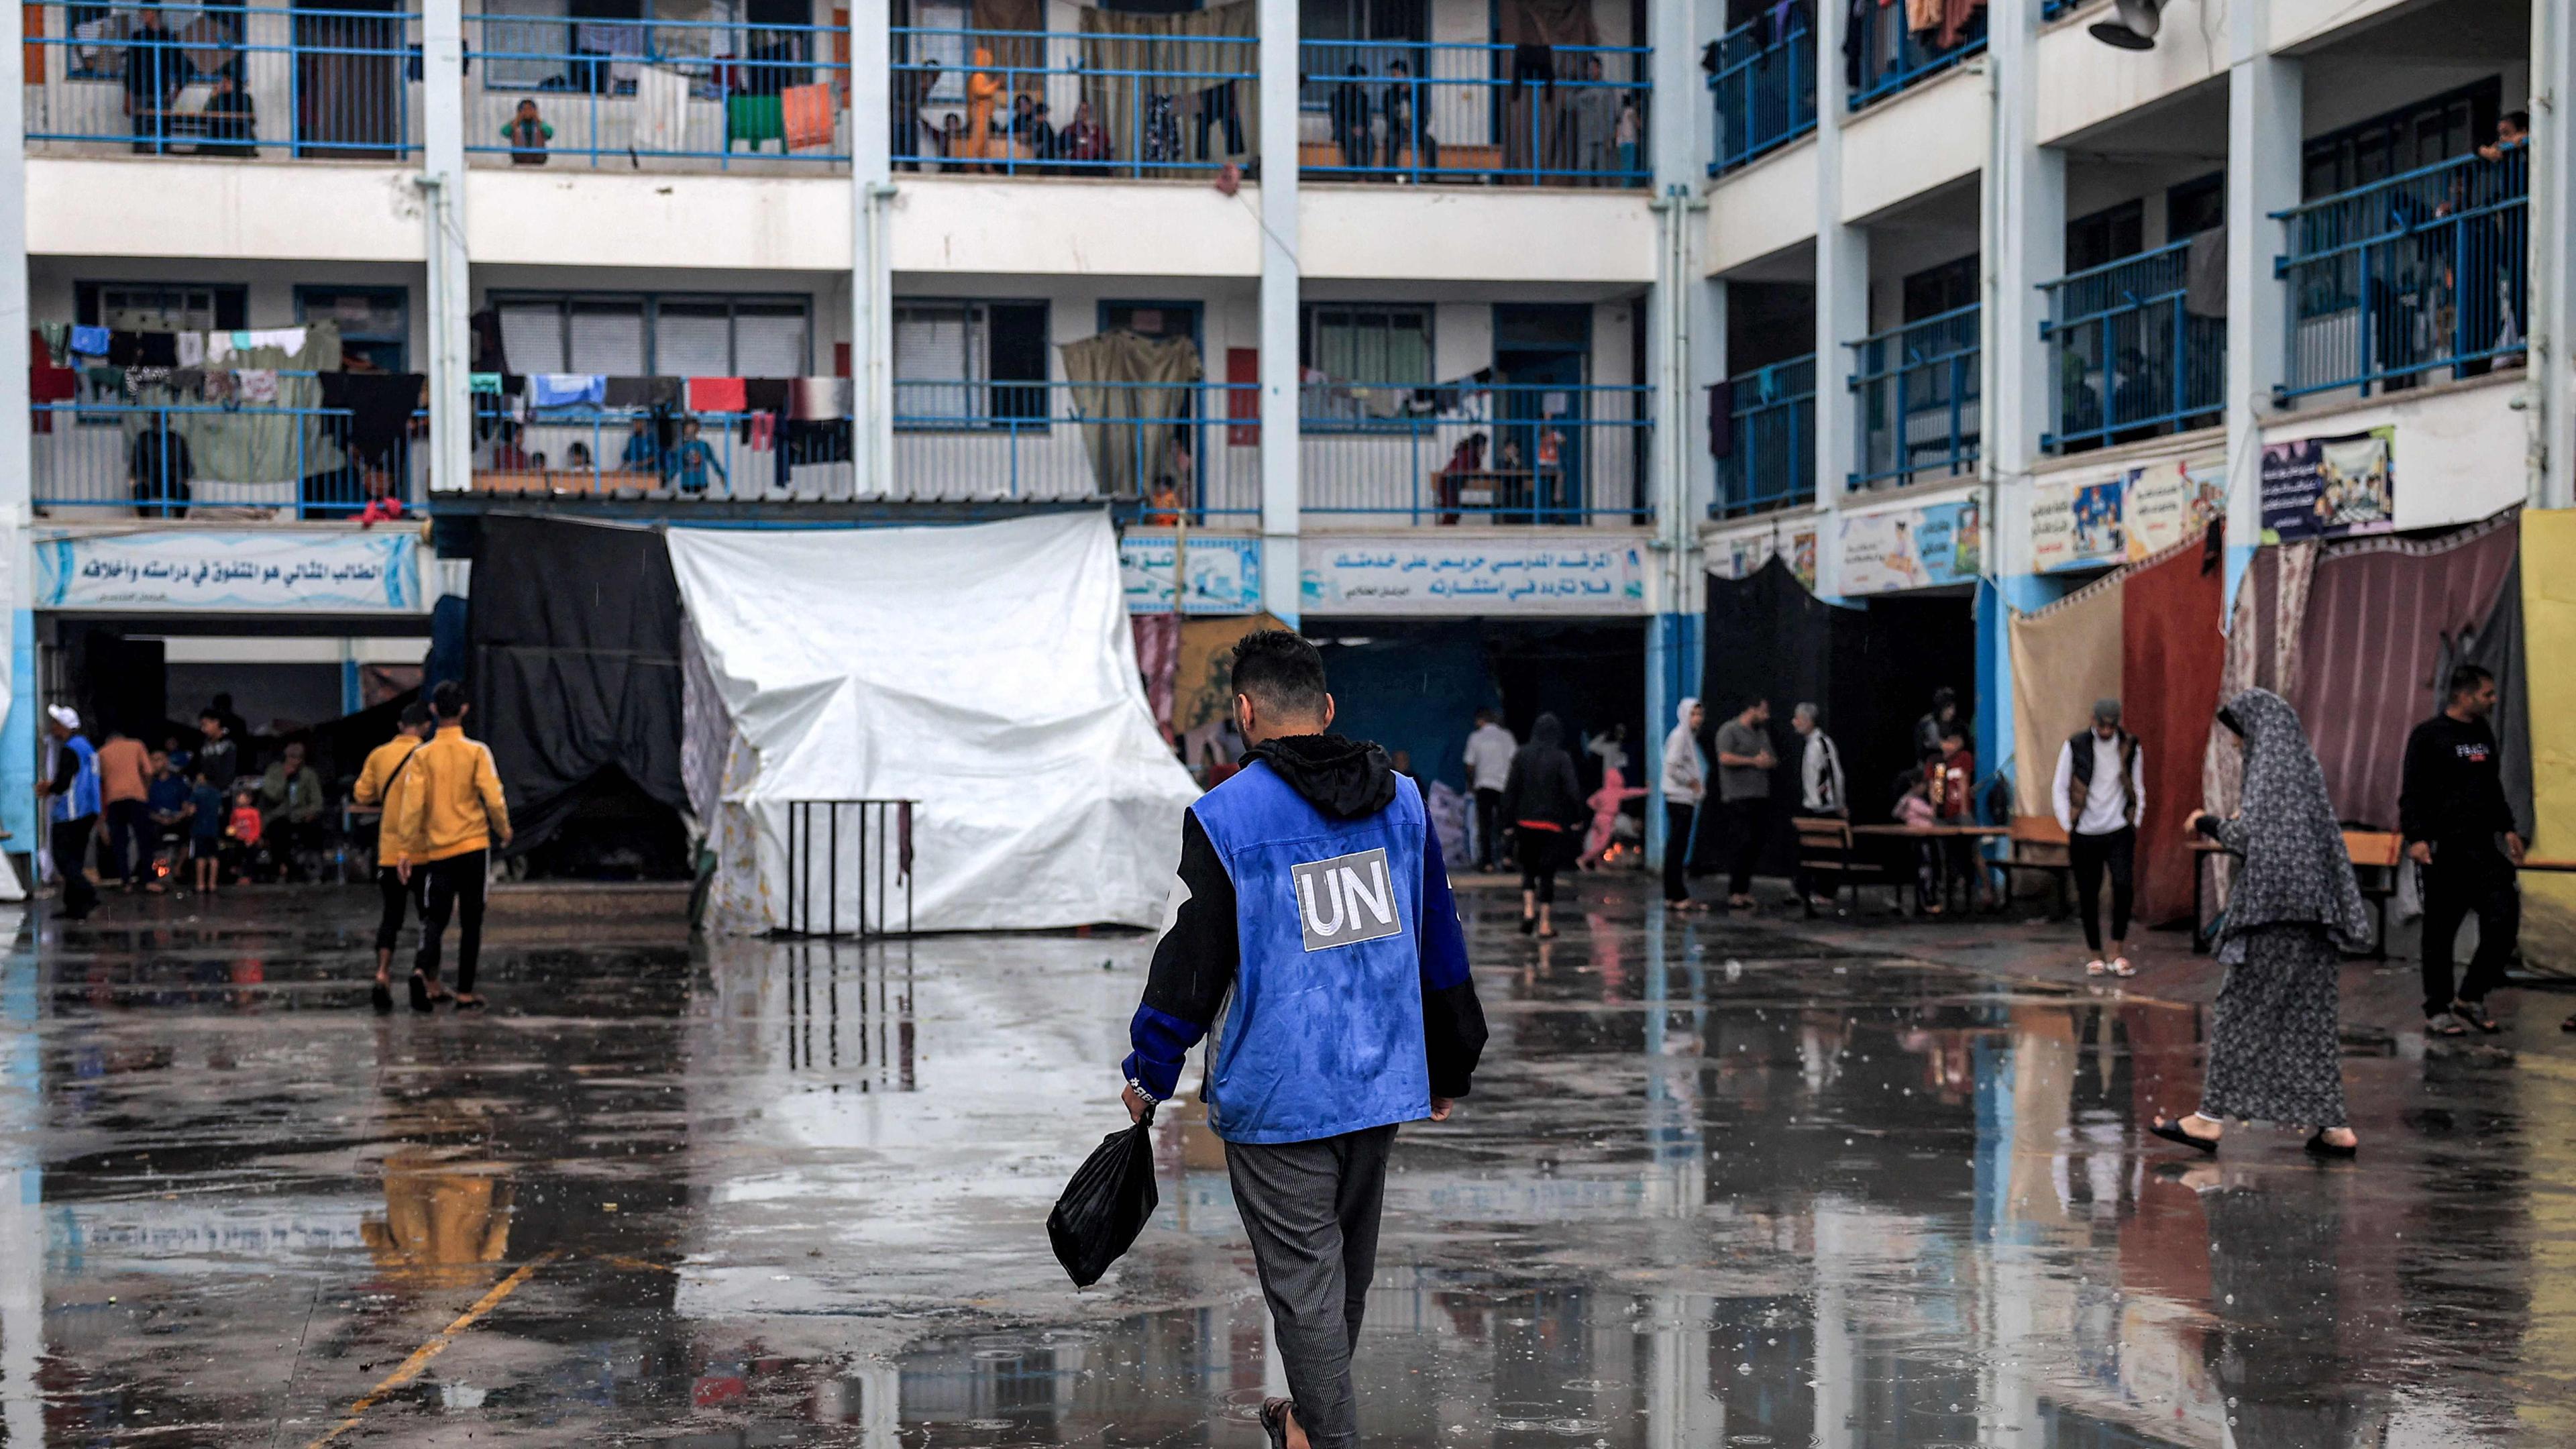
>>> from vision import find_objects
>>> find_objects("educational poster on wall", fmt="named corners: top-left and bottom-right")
top-left (1838, 495), bottom-right (1982, 594)
top-left (1711, 527), bottom-right (1819, 591)
top-left (2123, 458), bottom-right (2224, 560)
top-left (2030, 476), bottom-right (2127, 573)
top-left (34, 529), bottom-right (423, 612)
top-left (2260, 428), bottom-right (2394, 543)
top-left (1300, 537), bottom-right (1648, 614)
top-left (1120, 532), bottom-right (1263, 614)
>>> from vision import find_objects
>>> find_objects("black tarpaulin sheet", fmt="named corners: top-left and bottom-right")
top-left (466, 515), bottom-right (690, 857)
top-left (1695, 558), bottom-right (1975, 875)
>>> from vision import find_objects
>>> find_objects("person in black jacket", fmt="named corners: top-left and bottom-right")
top-left (2400, 663), bottom-right (2523, 1036)
top-left (1498, 712), bottom-right (1583, 938)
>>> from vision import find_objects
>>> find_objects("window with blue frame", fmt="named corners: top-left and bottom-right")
top-left (1301, 303), bottom-right (1433, 427)
top-left (893, 299), bottom-right (1051, 429)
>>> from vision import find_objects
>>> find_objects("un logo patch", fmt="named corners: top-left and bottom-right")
top-left (1291, 847), bottom-right (1403, 951)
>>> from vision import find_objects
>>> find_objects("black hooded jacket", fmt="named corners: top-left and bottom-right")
top-left (1497, 713), bottom-right (1585, 830)
top-left (1133, 733), bottom-right (1489, 1103)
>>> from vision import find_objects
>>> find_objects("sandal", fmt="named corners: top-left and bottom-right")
top-left (2451, 1000), bottom-right (2501, 1034)
top-left (2304, 1132), bottom-right (2359, 1160)
top-left (2424, 1012), bottom-right (2469, 1038)
top-left (1519, 914), bottom-right (1537, 936)
top-left (452, 994), bottom-right (487, 1012)
top-left (2084, 959), bottom-right (2108, 976)
top-left (371, 979), bottom-right (394, 1014)
top-left (407, 971), bottom-right (433, 1013)
top-left (1258, 1398), bottom-right (1297, 1449)
top-left (2109, 957), bottom-right (2135, 978)
top-left (2149, 1116), bottom-right (2221, 1155)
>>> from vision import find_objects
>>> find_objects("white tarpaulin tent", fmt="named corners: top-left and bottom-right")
top-left (669, 512), bottom-right (1199, 933)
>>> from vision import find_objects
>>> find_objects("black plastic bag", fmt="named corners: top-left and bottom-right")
top-left (1048, 1106), bottom-right (1158, 1287)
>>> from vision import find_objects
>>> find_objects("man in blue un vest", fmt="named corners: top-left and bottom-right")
top-left (40, 704), bottom-right (103, 921)
top-left (1122, 629), bottom-right (1487, 1449)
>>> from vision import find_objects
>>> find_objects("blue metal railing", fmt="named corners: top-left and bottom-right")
top-left (26, 0), bottom-right (419, 158)
top-left (1714, 356), bottom-right (1814, 517)
top-left (890, 26), bottom-right (1254, 178)
top-left (1298, 382), bottom-right (1649, 525)
top-left (2275, 146), bottom-right (2530, 401)
top-left (2041, 0), bottom-right (2088, 19)
top-left (35, 377), bottom-right (425, 518)
top-left (1848, 305), bottom-right (1980, 490)
top-left (1299, 40), bottom-right (1649, 186)
top-left (1707, 11), bottom-right (1814, 175)
top-left (2040, 238), bottom-right (2224, 452)
top-left (1848, 0), bottom-right (1985, 111)
top-left (467, 13), bottom-right (847, 169)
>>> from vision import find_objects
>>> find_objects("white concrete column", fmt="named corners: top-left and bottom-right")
top-left (0, 0), bottom-right (34, 858)
top-left (853, 1), bottom-right (895, 494)
top-left (1811, 0), bottom-right (1866, 598)
top-left (1256, 0), bottom-right (1301, 625)
top-left (1642, 0), bottom-right (1707, 868)
top-left (1983, 0), bottom-right (2059, 511)
top-left (423, 0), bottom-right (470, 498)
top-left (2222, 5), bottom-right (2299, 596)
top-left (2532, 0), bottom-right (2575, 508)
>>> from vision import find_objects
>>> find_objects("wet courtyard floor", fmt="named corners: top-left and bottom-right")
top-left (3, 879), bottom-right (2576, 1446)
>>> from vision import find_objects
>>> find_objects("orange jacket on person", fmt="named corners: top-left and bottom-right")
top-left (352, 734), bottom-right (427, 863)
top-left (390, 723), bottom-right (512, 864)
top-left (964, 48), bottom-right (1001, 160)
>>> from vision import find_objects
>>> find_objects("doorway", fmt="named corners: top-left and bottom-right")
top-left (1097, 300), bottom-right (1208, 514)
top-left (294, 0), bottom-right (406, 158)
top-left (1493, 303), bottom-right (1590, 523)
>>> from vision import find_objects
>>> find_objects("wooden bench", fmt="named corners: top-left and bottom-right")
top-left (1794, 815), bottom-right (1904, 916)
top-left (472, 468), bottom-right (661, 497)
top-left (1999, 815), bottom-right (2073, 918)
top-left (2190, 828), bottom-right (2404, 957)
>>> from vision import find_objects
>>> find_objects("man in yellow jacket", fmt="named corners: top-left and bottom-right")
top-left (392, 681), bottom-right (513, 1011)
top-left (352, 700), bottom-right (432, 1012)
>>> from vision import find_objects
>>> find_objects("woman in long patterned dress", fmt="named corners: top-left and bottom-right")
top-left (2152, 688), bottom-right (2373, 1159)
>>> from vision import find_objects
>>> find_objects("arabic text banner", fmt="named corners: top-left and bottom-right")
top-left (36, 529), bottom-right (424, 613)
top-left (1301, 538), bottom-right (1649, 615)
top-left (1120, 532), bottom-right (1264, 614)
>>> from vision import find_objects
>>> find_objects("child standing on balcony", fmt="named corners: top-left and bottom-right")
top-left (502, 99), bottom-right (555, 166)
top-left (670, 417), bottom-right (728, 496)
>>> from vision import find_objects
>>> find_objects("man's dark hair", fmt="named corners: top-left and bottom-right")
top-left (1737, 696), bottom-right (1767, 716)
top-left (2503, 109), bottom-right (2530, 133)
top-left (2448, 663), bottom-right (2495, 700)
top-left (1931, 686), bottom-right (1957, 712)
top-left (431, 679), bottom-right (467, 720)
top-left (1231, 629), bottom-right (1329, 718)
top-left (399, 701), bottom-right (434, 729)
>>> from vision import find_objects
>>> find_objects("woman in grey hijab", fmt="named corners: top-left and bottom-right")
top-left (2153, 688), bottom-right (2373, 1159)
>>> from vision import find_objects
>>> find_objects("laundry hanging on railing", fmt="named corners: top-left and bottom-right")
top-left (633, 64), bottom-right (693, 157)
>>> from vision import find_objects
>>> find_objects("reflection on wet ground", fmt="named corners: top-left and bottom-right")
top-left (3, 882), bottom-right (2574, 1446)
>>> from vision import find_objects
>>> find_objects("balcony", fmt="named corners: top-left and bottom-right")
top-left (1847, 0), bottom-right (1985, 111)
top-left (892, 24), bottom-right (1253, 180)
top-left (1713, 355), bottom-right (1813, 517)
top-left (2275, 146), bottom-right (2529, 402)
top-left (1707, 10), bottom-right (1814, 175)
top-left (2041, 238), bottom-right (2224, 453)
top-left (34, 374), bottom-right (425, 519)
top-left (469, 12), bottom-right (847, 172)
top-left (1849, 304), bottom-right (1979, 490)
top-left (1299, 40), bottom-right (1648, 187)
top-left (25, 1), bottom-right (422, 159)
top-left (1299, 382), bottom-right (1648, 526)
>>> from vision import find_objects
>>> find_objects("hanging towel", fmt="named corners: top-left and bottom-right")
top-left (206, 327), bottom-right (309, 364)
top-left (749, 411), bottom-right (777, 452)
top-left (470, 371), bottom-right (503, 394)
top-left (237, 369), bottom-right (280, 405)
top-left (319, 372), bottom-right (425, 468)
top-left (2185, 224), bottom-right (2229, 319)
top-left (789, 376), bottom-right (851, 420)
top-left (107, 331), bottom-right (146, 366)
top-left (69, 324), bottom-right (111, 358)
top-left (175, 331), bottom-right (205, 367)
top-left (687, 376), bottom-right (747, 413)
top-left (531, 373), bottom-right (608, 409)
top-left (38, 323), bottom-right (70, 365)
top-left (605, 375), bottom-right (682, 409)
top-left (781, 82), bottom-right (835, 152)
top-left (633, 64), bottom-right (692, 156)
top-left (136, 331), bottom-right (178, 366)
